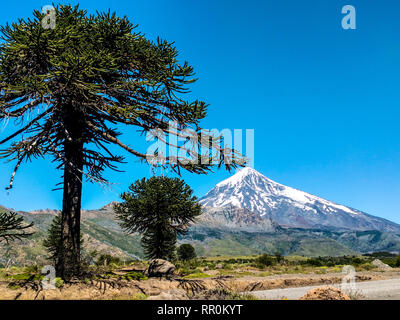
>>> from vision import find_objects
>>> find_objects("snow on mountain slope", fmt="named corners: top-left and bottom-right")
top-left (200, 167), bottom-right (400, 232)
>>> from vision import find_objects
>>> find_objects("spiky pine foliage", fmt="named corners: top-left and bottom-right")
top-left (42, 215), bottom-right (63, 266)
top-left (177, 243), bottom-right (196, 261)
top-left (115, 177), bottom-right (202, 260)
top-left (0, 5), bottom-right (245, 278)
top-left (0, 210), bottom-right (33, 243)
top-left (43, 214), bottom-right (83, 266)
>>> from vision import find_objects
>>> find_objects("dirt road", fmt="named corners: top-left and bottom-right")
top-left (249, 278), bottom-right (400, 300)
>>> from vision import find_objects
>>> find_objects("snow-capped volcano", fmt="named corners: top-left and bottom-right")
top-left (200, 167), bottom-right (400, 232)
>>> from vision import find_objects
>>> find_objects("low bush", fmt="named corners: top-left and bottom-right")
top-left (95, 254), bottom-right (122, 266)
top-left (55, 277), bottom-right (64, 288)
top-left (132, 293), bottom-right (148, 300)
top-left (222, 263), bottom-right (234, 270)
top-left (183, 272), bottom-right (211, 279)
top-left (178, 267), bottom-right (202, 276)
top-left (253, 254), bottom-right (276, 268)
top-left (7, 273), bottom-right (43, 281)
top-left (304, 256), bottom-right (365, 267)
top-left (123, 272), bottom-right (147, 281)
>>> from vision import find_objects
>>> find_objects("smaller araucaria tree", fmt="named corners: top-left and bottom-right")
top-left (43, 215), bottom-right (63, 266)
top-left (0, 209), bottom-right (33, 243)
top-left (115, 176), bottom-right (201, 260)
top-left (177, 243), bottom-right (196, 261)
top-left (43, 214), bottom-right (83, 266)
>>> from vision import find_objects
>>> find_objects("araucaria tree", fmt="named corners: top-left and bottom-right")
top-left (177, 243), bottom-right (196, 261)
top-left (43, 215), bottom-right (63, 266)
top-left (0, 5), bottom-right (244, 278)
top-left (115, 177), bottom-right (201, 260)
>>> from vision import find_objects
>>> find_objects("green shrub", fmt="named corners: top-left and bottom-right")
top-left (95, 254), bottom-right (122, 266)
top-left (8, 273), bottom-right (43, 281)
top-left (179, 267), bottom-right (190, 276)
top-left (7, 283), bottom-right (21, 290)
top-left (183, 272), bottom-right (211, 279)
top-left (352, 257), bottom-right (363, 265)
top-left (24, 265), bottom-right (40, 273)
top-left (383, 255), bottom-right (400, 268)
top-left (275, 252), bottom-right (284, 264)
top-left (254, 254), bottom-right (276, 268)
top-left (364, 252), bottom-right (396, 258)
top-left (207, 263), bottom-right (216, 270)
top-left (361, 263), bottom-right (374, 271)
top-left (176, 259), bottom-right (201, 270)
top-left (395, 256), bottom-right (400, 267)
top-left (178, 267), bottom-right (202, 276)
top-left (306, 257), bottom-right (324, 267)
top-left (304, 256), bottom-right (365, 267)
top-left (123, 272), bottom-right (147, 281)
top-left (55, 277), bottom-right (64, 288)
top-left (132, 293), bottom-right (148, 300)
top-left (222, 263), bottom-right (234, 270)
top-left (177, 244), bottom-right (197, 261)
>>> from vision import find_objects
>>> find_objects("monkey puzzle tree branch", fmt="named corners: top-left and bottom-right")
top-left (0, 98), bottom-right (42, 118)
top-left (0, 210), bottom-right (34, 243)
top-left (86, 121), bottom-right (149, 159)
top-left (0, 105), bottom-right (53, 145)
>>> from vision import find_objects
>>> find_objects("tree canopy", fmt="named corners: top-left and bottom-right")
top-left (177, 243), bottom-right (197, 261)
top-left (0, 4), bottom-right (244, 189)
top-left (115, 176), bottom-right (201, 260)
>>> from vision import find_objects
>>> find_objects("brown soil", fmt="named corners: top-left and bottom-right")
top-left (299, 286), bottom-right (351, 300)
top-left (0, 271), bottom-right (397, 300)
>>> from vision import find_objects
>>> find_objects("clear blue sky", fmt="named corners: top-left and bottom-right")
top-left (1, 0), bottom-right (400, 224)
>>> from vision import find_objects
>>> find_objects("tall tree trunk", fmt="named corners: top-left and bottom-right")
top-left (56, 124), bottom-right (84, 279)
